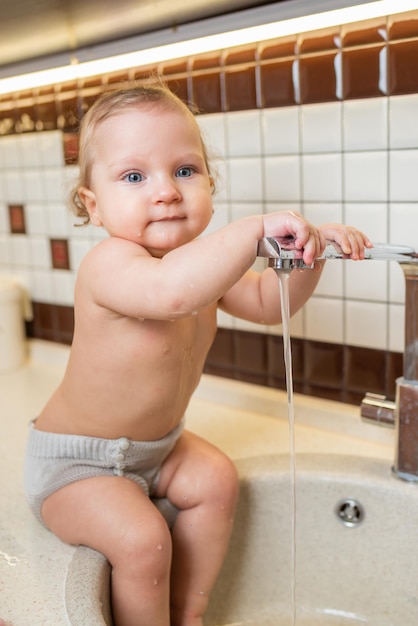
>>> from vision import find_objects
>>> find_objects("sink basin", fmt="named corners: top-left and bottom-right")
top-left (63, 376), bottom-right (415, 626)
top-left (3, 341), bottom-right (414, 626)
top-left (205, 453), bottom-right (418, 626)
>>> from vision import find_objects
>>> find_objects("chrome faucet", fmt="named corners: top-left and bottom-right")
top-left (257, 237), bottom-right (418, 482)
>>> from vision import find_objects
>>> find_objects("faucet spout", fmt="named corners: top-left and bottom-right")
top-left (257, 237), bottom-right (418, 268)
top-left (257, 237), bottom-right (418, 482)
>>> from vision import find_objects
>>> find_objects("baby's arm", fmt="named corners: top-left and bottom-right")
top-left (219, 222), bottom-right (372, 325)
top-left (82, 210), bottom-right (323, 320)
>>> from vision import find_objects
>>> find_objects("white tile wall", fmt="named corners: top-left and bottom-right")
top-left (344, 151), bottom-right (388, 202)
top-left (225, 110), bottom-right (262, 157)
top-left (301, 102), bottom-right (342, 153)
top-left (345, 300), bottom-right (387, 349)
top-left (389, 94), bottom-right (418, 149)
top-left (261, 106), bottom-right (299, 155)
top-left (302, 154), bottom-right (343, 202)
top-left (1, 95), bottom-right (418, 354)
top-left (264, 155), bottom-right (301, 202)
top-left (343, 98), bottom-right (388, 151)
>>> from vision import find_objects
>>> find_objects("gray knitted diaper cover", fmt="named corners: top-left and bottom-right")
top-left (24, 419), bottom-right (184, 526)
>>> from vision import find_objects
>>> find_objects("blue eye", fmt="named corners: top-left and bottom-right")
top-left (177, 166), bottom-right (194, 178)
top-left (125, 172), bottom-right (143, 183)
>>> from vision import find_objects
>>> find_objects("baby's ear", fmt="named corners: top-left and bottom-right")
top-left (209, 176), bottom-right (216, 195)
top-left (78, 187), bottom-right (102, 225)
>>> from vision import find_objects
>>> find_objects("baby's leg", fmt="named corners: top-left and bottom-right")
top-left (41, 476), bottom-right (173, 626)
top-left (156, 431), bottom-right (239, 626)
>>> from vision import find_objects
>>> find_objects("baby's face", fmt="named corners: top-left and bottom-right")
top-left (79, 105), bottom-right (214, 257)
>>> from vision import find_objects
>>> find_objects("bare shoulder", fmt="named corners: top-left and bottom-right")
top-left (80, 237), bottom-right (149, 274)
top-left (75, 237), bottom-right (154, 314)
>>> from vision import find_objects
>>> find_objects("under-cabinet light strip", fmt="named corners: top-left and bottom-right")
top-left (0, 0), bottom-right (417, 95)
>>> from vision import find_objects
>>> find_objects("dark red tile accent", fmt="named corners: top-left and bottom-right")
top-left (298, 28), bottom-right (340, 54)
top-left (8, 204), bottom-right (26, 234)
top-left (50, 238), bottom-right (71, 270)
top-left (342, 45), bottom-right (386, 99)
top-left (192, 72), bottom-right (222, 114)
top-left (388, 40), bottom-right (418, 95)
top-left (224, 67), bottom-right (257, 111)
top-left (63, 133), bottom-right (78, 165)
top-left (341, 18), bottom-right (387, 46)
top-left (299, 53), bottom-right (339, 104)
top-left (260, 59), bottom-right (296, 107)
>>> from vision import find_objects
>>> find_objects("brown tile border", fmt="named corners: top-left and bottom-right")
top-left (26, 304), bottom-right (402, 405)
top-left (27, 302), bottom-right (74, 345)
top-left (2, 11), bottom-right (418, 138)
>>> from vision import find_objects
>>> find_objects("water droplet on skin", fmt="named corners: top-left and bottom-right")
top-left (156, 544), bottom-right (163, 551)
top-left (183, 495), bottom-right (188, 501)
top-left (153, 578), bottom-right (159, 586)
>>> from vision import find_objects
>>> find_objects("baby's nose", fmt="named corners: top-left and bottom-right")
top-left (152, 176), bottom-right (181, 203)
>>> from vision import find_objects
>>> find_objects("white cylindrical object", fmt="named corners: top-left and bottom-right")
top-left (0, 278), bottom-right (27, 372)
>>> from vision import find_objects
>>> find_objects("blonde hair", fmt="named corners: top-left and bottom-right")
top-left (70, 82), bottom-right (214, 225)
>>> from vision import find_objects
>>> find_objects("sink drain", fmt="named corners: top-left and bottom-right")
top-left (336, 498), bottom-right (365, 527)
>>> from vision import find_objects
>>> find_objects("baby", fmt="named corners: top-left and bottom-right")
top-left (24, 82), bottom-right (371, 626)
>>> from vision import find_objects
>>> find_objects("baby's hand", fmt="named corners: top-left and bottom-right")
top-left (319, 223), bottom-right (373, 260)
top-left (263, 210), bottom-right (325, 266)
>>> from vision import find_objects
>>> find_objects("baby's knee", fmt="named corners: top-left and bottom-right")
top-left (113, 513), bottom-right (172, 579)
top-left (206, 453), bottom-right (239, 513)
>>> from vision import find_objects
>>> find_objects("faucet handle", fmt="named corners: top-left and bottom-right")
top-left (360, 392), bottom-right (395, 428)
top-left (256, 237), bottom-right (313, 270)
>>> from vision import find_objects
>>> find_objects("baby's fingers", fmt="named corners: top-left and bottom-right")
top-left (343, 227), bottom-right (373, 259)
top-left (319, 223), bottom-right (372, 260)
top-left (297, 227), bottom-right (324, 265)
